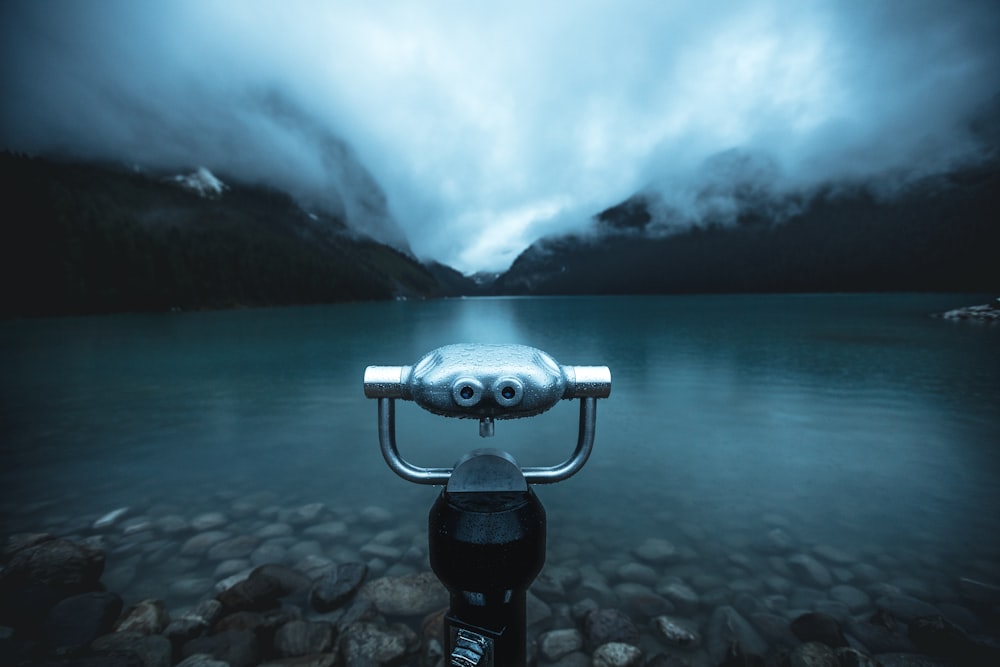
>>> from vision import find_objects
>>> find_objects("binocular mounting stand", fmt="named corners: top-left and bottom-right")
top-left (365, 344), bottom-right (611, 667)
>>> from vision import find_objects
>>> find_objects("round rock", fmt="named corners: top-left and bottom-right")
top-left (190, 512), bottom-right (228, 531)
top-left (538, 628), bottom-right (583, 661)
top-left (311, 562), bottom-right (369, 612)
top-left (633, 538), bottom-right (676, 565)
top-left (787, 553), bottom-right (833, 587)
top-left (360, 571), bottom-right (447, 616)
top-left (115, 599), bottom-right (170, 635)
top-left (583, 608), bottom-right (640, 651)
top-left (656, 578), bottom-right (699, 609)
top-left (273, 619), bottom-right (336, 657)
top-left (4, 536), bottom-right (105, 594)
top-left (180, 531), bottom-right (232, 557)
top-left (41, 591), bottom-right (123, 654)
top-left (651, 615), bottom-right (700, 648)
top-left (207, 536), bottom-right (259, 561)
top-left (789, 641), bottom-right (839, 667)
top-left (592, 641), bottom-right (643, 667)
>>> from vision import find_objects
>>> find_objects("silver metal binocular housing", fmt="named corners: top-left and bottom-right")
top-left (364, 343), bottom-right (611, 485)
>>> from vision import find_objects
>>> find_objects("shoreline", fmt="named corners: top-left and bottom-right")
top-left (3, 496), bottom-right (999, 667)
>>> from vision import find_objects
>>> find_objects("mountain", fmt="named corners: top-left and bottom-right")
top-left (0, 153), bottom-right (472, 316)
top-left (494, 154), bottom-right (1000, 295)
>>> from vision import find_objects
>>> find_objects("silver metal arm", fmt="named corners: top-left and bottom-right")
top-left (520, 396), bottom-right (597, 483)
top-left (376, 395), bottom-right (600, 485)
top-left (367, 344), bottom-right (610, 486)
top-left (378, 397), bottom-right (452, 485)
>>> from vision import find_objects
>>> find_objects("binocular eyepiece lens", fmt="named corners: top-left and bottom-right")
top-left (452, 378), bottom-right (485, 407)
top-left (493, 377), bottom-right (524, 408)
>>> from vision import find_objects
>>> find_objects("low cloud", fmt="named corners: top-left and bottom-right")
top-left (2, 1), bottom-right (998, 272)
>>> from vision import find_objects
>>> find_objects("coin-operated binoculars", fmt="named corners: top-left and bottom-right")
top-left (364, 344), bottom-right (611, 667)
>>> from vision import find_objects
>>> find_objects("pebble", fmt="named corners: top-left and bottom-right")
top-left (813, 544), bottom-right (856, 565)
top-left (214, 559), bottom-right (251, 578)
top-left (92, 507), bottom-right (130, 530)
top-left (761, 527), bottom-right (796, 553)
top-left (121, 517), bottom-right (155, 535)
top-left (650, 615), bottom-right (700, 648)
top-left (287, 540), bottom-right (323, 561)
top-left (617, 562), bottom-right (658, 585)
top-left (592, 641), bottom-right (644, 667)
top-left (654, 579), bottom-right (700, 612)
top-left (532, 570), bottom-right (567, 602)
top-left (115, 598), bottom-right (170, 635)
top-left (91, 631), bottom-right (173, 667)
top-left (250, 541), bottom-right (288, 566)
top-left (293, 554), bottom-right (336, 579)
top-left (789, 641), bottom-right (839, 667)
top-left (538, 628), bottom-right (584, 661)
top-left (360, 571), bottom-right (448, 616)
top-left (190, 512), bottom-right (228, 531)
top-left (339, 621), bottom-right (417, 666)
top-left (217, 571), bottom-right (285, 612)
top-left (256, 522), bottom-right (294, 539)
top-left (359, 542), bottom-right (404, 561)
top-left (170, 578), bottom-right (213, 598)
top-left (613, 582), bottom-right (673, 618)
top-left (705, 605), bottom-right (768, 664)
top-left (302, 521), bottom-right (348, 541)
top-left (155, 515), bottom-right (190, 534)
top-left (788, 553), bottom-right (833, 587)
top-left (182, 628), bottom-right (260, 667)
top-left (359, 505), bottom-right (393, 523)
top-left (287, 502), bottom-right (327, 525)
top-left (272, 619), bottom-right (336, 657)
top-left (852, 562), bottom-right (884, 584)
top-left (180, 531), bottom-right (232, 557)
top-left (583, 608), bottom-right (640, 651)
top-left (4, 535), bottom-right (105, 594)
top-left (310, 562), bottom-right (369, 612)
top-left (207, 535), bottom-right (259, 561)
top-left (633, 538), bottom-right (677, 564)
top-left (42, 591), bottom-right (123, 654)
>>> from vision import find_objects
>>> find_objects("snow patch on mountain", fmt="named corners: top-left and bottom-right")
top-left (170, 167), bottom-right (228, 198)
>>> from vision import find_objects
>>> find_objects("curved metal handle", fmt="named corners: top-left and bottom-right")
top-left (377, 396), bottom-right (599, 485)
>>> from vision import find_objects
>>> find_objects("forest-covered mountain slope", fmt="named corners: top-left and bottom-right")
top-left (0, 153), bottom-right (474, 316)
top-left (494, 156), bottom-right (1000, 295)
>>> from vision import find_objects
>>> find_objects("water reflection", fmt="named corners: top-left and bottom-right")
top-left (1, 295), bottom-right (998, 595)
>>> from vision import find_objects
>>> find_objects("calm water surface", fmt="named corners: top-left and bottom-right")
top-left (2, 294), bottom-right (999, 612)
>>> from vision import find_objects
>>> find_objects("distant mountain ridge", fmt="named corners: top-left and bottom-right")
top-left (493, 154), bottom-right (1000, 295)
top-left (0, 153), bottom-right (474, 316)
top-left (5, 149), bottom-right (997, 318)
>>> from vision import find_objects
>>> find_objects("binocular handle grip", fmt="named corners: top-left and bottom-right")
top-left (364, 344), bottom-right (610, 485)
top-left (376, 395), bottom-right (600, 485)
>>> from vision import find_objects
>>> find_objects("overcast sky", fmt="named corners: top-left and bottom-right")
top-left (2, 1), bottom-right (999, 273)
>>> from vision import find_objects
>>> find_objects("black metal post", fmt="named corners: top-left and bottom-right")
top-left (428, 451), bottom-right (546, 667)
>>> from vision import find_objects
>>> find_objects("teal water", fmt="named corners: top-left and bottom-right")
top-left (2, 294), bottom-right (999, 607)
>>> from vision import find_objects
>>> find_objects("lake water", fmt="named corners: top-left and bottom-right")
top-left (2, 294), bottom-right (999, 646)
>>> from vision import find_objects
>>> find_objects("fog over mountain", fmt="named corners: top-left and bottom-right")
top-left (2, 1), bottom-right (999, 273)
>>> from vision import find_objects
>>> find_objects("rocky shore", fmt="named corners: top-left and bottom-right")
top-left (933, 301), bottom-right (1000, 323)
top-left (2, 495), bottom-right (999, 667)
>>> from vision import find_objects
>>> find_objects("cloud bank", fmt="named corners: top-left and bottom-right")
top-left (2, 1), bottom-right (998, 272)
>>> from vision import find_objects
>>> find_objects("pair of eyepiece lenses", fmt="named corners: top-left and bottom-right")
top-left (452, 377), bottom-right (524, 408)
